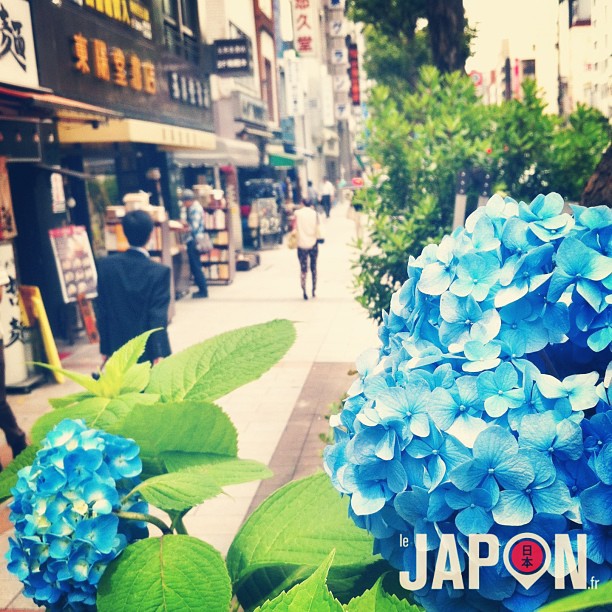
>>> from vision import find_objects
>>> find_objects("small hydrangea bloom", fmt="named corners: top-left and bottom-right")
top-left (7, 419), bottom-right (147, 611)
top-left (324, 194), bottom-right (612, 611)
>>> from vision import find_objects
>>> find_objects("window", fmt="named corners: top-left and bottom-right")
top-left (163, 0), bottom-right (199, 63)
top-left (264, 59), bottom-right (274, 121)
top-left (522, 59), bottom-right (536, 78)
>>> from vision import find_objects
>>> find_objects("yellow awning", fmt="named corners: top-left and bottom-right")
top-left (58, 118), bottom-right (216, 150)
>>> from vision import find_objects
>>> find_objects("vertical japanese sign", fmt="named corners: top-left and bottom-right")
top-left (0, 0), bottom-right (39, 88)
top-left (348, 43), bottom-right (360, 105)
top-left (293, 0), bottom-right (318, 57)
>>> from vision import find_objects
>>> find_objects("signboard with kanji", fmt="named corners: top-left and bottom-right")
top-left (293, 0), bottom-right (318, 57)
top-left (214, 38), bottom-right (253, 76)
top-left (0, 0), bottom-right (39, 88)
top-left (348, 43), bottom-right (360, 105)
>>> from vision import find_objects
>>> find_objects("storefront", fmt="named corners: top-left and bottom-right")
top-left (14, 0), bottom-right (217, 336)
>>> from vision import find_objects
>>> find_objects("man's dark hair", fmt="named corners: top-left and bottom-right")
top-left (122, 210), bottom-right (154, 247)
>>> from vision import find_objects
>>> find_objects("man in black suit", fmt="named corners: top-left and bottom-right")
top-left (95, 210), bottom-right (171, 364)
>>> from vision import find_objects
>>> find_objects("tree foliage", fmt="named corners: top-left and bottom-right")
top-left (348, 0), bottom-right (470, 77)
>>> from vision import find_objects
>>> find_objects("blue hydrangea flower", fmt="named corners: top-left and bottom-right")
top-left (7, 419), bottom-right (147, 611)
top-left (325, 193), bottom-right (612, 610)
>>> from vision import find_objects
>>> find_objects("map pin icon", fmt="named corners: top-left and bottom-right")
top-left (503, 533), bottom-right (551, 590)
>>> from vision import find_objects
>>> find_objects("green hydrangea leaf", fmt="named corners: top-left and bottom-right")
top-left (33, 362), bottom-right (101, 394)
top-left (49, 390), bottom-right (93, 409)
top-left (30, 393), bottom-right (159, 444)
top-left (343, 577), bottom-right (423, 611)
top-left (162, 454), bottom-right (272, 484)
top-left (538, 579), bottom-right (612, 611)
top-left (146, 319), bottom-right (295, 402)
top-left (227, 472), bottom-right (385, 610)
top-left (255, 551), bottom-right (342, 612)
top-left (98, 330), bottom-right (156, 396)
top-left (97, 535), bottom-right (231, 612)
top-left (131, 471), bottom-right (223, 512)
top-left (115, 401), bottom-right (238, 477)
top-left (0, 445), bottom-right (39, 502)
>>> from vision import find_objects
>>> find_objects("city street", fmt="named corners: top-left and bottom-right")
top-left (0, 200), bottom-right (379, 610)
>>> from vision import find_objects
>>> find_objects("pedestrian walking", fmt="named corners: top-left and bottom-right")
top-left (0, 270), bottom-right (26, 466)
top-left (319, 176), bottom-right (335, 218)
top-left (306, 180), bottom-right (318, 208)
top-left (180, 189), bottom-right (209, 299)
top-left (293, 198), bottom-right (321, 300)
top-left (95, 210), bottom-right (172, 365)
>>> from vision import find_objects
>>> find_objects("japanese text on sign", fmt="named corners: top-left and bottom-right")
top-left (168, 72), bottom-right (211, 108)
top-left (214, 38), bottom-right (252, 75)
top-left (71, 33), bottom-right (156, 94)
top-left (293, 0), bottom-right (317, 57)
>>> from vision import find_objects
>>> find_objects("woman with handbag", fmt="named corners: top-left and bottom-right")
top-left (291, 198), bottom-right (322, 300)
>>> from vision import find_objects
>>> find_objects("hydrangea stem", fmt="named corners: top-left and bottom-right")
top-left (116, 510), bottom-right (172, 535)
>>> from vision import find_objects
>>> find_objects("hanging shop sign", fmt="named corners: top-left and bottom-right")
top-left (67, 0), bottom-right (152, 40)
top-left (330, 47), bottom-right (348, 66)
top-left (49, 225), bottom-right (97, 304)
top-left (293, 0), bottom-right (318, 57)
top-left (0, 0), bottom-right (39, 88)
top-left (213, 38), bottom-right (253, 76)
top-left (50, 173), bottom-right (66, 214)
top-left (280, 117), bottom-right (296, 145)
top-left (233, 92), bottom-right (268, 126)
top-left (348, 43), bottom-right (360, 106)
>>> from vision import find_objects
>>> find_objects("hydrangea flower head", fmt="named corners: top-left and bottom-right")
top-left (324, 194), bottom-right (612, 611)
top-left (7, 419), bottom-right (147, 611)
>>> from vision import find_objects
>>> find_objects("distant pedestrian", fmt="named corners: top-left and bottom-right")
top-left (320, 176), bottom-right (335, 218)
top-left (0, 270), bottom-right (26, 466)
top-left (96, 210), bottom-right (172, 364)
top-left (180, 189), bottom-right (209, 299)
top-left (306, 180), bottom-right (318, 207)
top-left (293, 198), bottom-right (321, 300)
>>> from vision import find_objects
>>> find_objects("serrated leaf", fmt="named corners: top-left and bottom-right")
top-left (30, 393), bottom-right (160, 444)
top-left (98, 331), bottom-right (155, 396)
top-left (343, 577), bottom-right (422, 611)
top-left (227, 472), bottom-right (384, 610)
top-left (538, 579), bottom-right (612, 611)
top-left (146, 320), bottom-right (295, 402)
top-left (97, 535), bottom-right (231, 612)
top-left (162, 455), bottom-right (272, 485)
top-left (33, 361), bottom-right (101, 394)
top-left (256, 551), bottom-right (342, 612)
top-left (131, 458), bottom-right (272, 512)
top-left (0, 445), bottom-right (39, 502)
top-left (49, 390), bottom-right (94, 409)
top-left (115, 401), bottom-right (238, 477)
top-left (131, 471), bottom-right (222, 512)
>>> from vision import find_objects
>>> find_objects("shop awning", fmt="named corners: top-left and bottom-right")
top-left (170, 137), bottom-right (260, 168)
top-left (266, 144), bottom-right (301, 168)
top-left (58, 118), bottom-right (216, 150)
top-left (0, 86), bottom-right (122, 122)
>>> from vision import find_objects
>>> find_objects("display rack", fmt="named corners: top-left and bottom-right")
top-left (199, 201), bottom-right (235, 284)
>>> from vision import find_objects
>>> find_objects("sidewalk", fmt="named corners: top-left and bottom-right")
top-left (0, 201), bottom-right (378, 610)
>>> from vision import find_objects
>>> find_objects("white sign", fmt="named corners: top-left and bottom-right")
top-left (0, 0), bottom-right (39, 88)
top-left (335, 102), bottom-right (350, 120)
top-left (327, 18), bottom-right (345, 38)
top-left (333, 75), bottom-right (350, 93)
top-left (330, 47), bottom-right (348, 66)
top-left (284, 51), bottom-right (304, 116)
top-left (293, 0), bottom-right (319, 57)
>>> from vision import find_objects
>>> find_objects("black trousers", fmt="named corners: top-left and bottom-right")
top-left (321, 195), bottom-right (331, 218)
top-left (0, 340), bottom-right (26, 461)
top-left (186, 240), bottom-right (208, 294)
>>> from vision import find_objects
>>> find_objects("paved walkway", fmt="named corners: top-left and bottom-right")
top-left (0, 201), bottom-right (378, 610)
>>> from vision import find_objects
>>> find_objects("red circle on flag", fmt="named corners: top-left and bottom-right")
top-left (508, 538), bottom-right (546, 575)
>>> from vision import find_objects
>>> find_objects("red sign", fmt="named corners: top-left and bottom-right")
top-left (348, 44), bottom-right (360, 106)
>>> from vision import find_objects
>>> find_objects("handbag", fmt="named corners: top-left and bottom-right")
top-left (316, 214), bottom-right (325, 245)
top-left (196, 232), bottom-right (213, 252)
top-left (287, 230), bottom-right (298, 249)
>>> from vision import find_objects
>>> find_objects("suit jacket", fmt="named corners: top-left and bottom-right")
top-left (95, 249), bottom-right (171, 362)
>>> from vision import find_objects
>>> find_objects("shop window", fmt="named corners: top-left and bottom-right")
top-left (163, 0), bottom-right (199, 64)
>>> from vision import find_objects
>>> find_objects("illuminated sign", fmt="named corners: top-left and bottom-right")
top-left (168, 72), bottom-right (211, 108)
top-left (214, 38), bottom-right (252, 75)
top-left (348, 43), bottom-right (360, 105)
top-left (71, 33), bottom-right (156, 94)
top-left (70, 0), bottom-right (152, 40)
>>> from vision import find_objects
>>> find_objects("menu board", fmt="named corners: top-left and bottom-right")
top-left (49, 225), bottom-right (97, 303)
